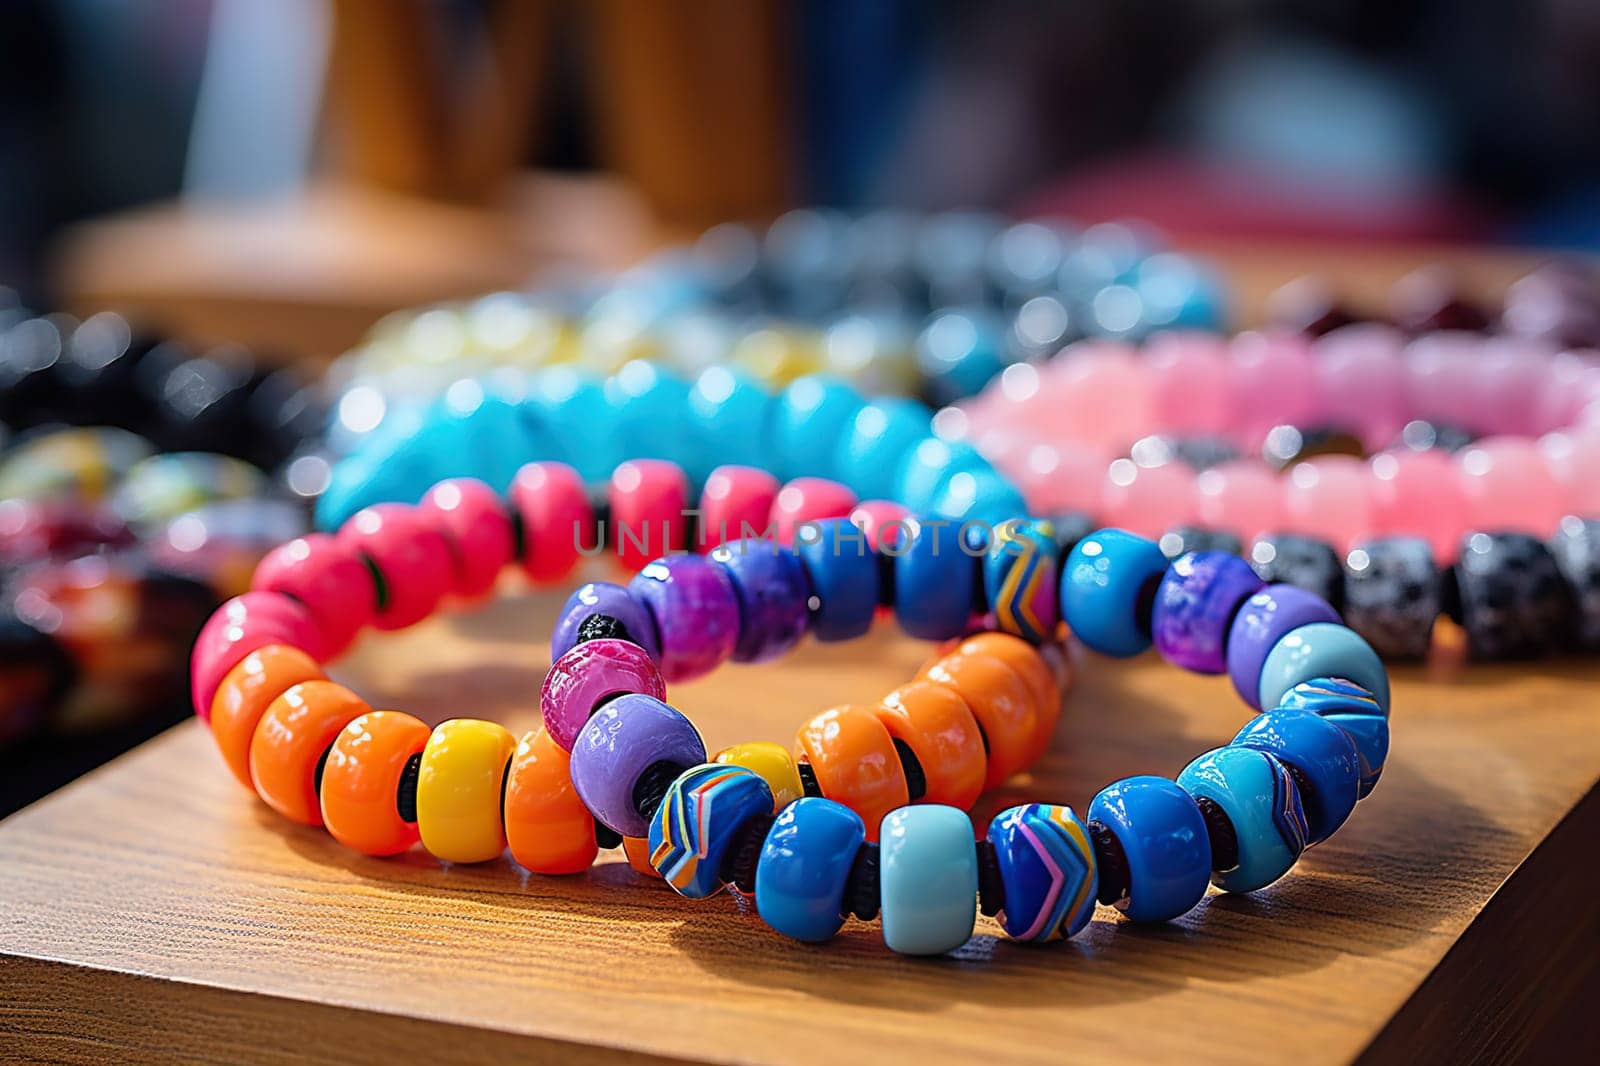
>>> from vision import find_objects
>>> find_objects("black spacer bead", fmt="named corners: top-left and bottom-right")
top-left (577, 613), bottom-right (635, 646)
top-left (594, 819), bottom-right (623, 850)
top-left (839, 842), bottom-right (881, 922)
top-left (632, 760), bottom-right (685, 822)
top-left (876, 547), bottom-right (896, 608)
top-left (797, 760), bottom-right (822, 797)
top-left (396, 752), bottom-right (422, 822)
top-left (312, 742), bottom-right (336, 800)
top-left (1088, 818), bottom-right (1132, 907)
top-left (718, 812), bottom-right (775, 895)
top-left (1133, 572), bottom-right (1161, 639)
top-left (1195, 795), bottom-right (1239, 871)
top-left (976, 838), bottom-right (1006, 917)
top-left (892, 738), bottom-right (927, 803)
top-left (681, 508), bottom-right (701, 553)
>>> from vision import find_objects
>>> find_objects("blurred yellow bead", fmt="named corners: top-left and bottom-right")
top-left (714, 741), bottom-right (804, 811)
top-left (416, 719), bottom-right (516, 863)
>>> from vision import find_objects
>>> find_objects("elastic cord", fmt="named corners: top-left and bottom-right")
top-left (632, 760), bottom-right (686, 823)
top-left (839, 842), bottom-right (881, 921)
top-left (975, 838), bottom-right (1005, 917)
top-left (1088, 818), bottom-right (1132, 906)
top-left (1195, 795), bottom-right (1239, 871)
top-left (718, 812), bottom-right (776, 894)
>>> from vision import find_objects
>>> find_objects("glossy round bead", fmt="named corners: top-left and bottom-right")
top-left (416, 719), bottom-right (516, 863)
top-left (1233, 708), bottom-right (1361, 845)
top-left (848, 499), bottom-right (910, 552)
top-left (540, 638), bottom-right (667, 752)
top-left (1177, 747), bottom-right (1308, 893)
top-left (627, 555), bottom-right (740, 683)
top-left (1226, 584), bottom-right (1341, 709)
top-left (250, 533), bottom-right (374, 659)
top-left (1457, 437), bottom-right (1565, 539)
top-left (1099, 460), bottom-right (1197, 539)
top-left (835, 399), bottom-right (930, 501)
top-left (879, 805), bottom-right (978, 956)
top-left (699, 465), bottom-right (779, 551)
top-left (893, 516), bottom-right (973, 641)
top-left (921, 650), bottom-right (1038, 790)
top-left (337, 503), bottom-right (454, 631)
top-left (793, 518), bottom-right (879, 641)
top-left (504, 727), bottom-right (599, 874)
top-left (418, 477), bottom-right (515, 601)
top-left (708, 539), bottom-right (810, 663)
top-left (570, 694), bottom-right (706, 838)
top-left (755, 797), bottom-right (865, 942)
top-left (1194, 461), bottom-right (1283, 544)
top-left (895, 438), bottom-right (990, 516)
top-left (1059, 529), bottom-right (1167, 658)
top-left (250, 680), bottom-right (371, 826)
top-left (1343, 537), bottom-right (1440, 660)
top-left (319, 710), bottom-right (431, 856)
top-left (1248, 533), bottom-right (1345, 613)
top-left (1278, 677), bottom-right (1389, 798)
top-left (983, 518), bottom-right (1059, 644)
top-left (1086, 776), bottom-right (1210, 923)
top-left (1151, 551), bottom-right (1264, 674)
top-left (648, 764), bottom-right (774, 898)
top-left (191, 592), bottom-right (323, 720)
top-left (1259, 622), bottom-right (1389, 715)
top-left (208, 644), bottom-right (325, 789)
top-left (510, 461), bottom-right (592, 583)
top-left (1548, 517), bottom-right (1600, 648)
top-left (688, 367), bottom-right (774, 478)
top-left (944, 632), bottom-right (1064, 758)
top-left (610, 459), bottom-right (690, 571)
top-left (1369, 449), bottom-right (1468, 564)
top-left (714, 741), bottom-right (804, 811)
top-left (769, 376), bottom-right (864, 482)
top-left (874, 681), bottom-right (986, 809)
top-left (988, 803), bottom-right (1099, 941)
top-left (770, 477), bottom-right (858, 547)
top-left (1454, 532), bottom-right (1576, 660)
top-left (549, 581), bottom-right (660, 664)
top-left (795, 705), bottom-right (908, 843)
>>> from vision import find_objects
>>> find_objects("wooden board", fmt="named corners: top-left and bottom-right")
top-left (2, 581), bottom-right (1598, 1064)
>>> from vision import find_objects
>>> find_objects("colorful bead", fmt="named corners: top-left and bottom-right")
top-left (1343, 537), bottom-right (1439, 660)
top-left (418, 477), bottom-right (515, 601)
top-left (610, 459), bottom-right (689, 571)
top-left (770, 477), bottom-right (858, 547)
top-left (769, 376), bottom-right (864, 482)
top-left (416, 718), bottom-right (516, 864)
top-left (540, 638), bottom-right (666, 751)
top-left (627, 555), bottom-right (740, 683)
top-left (1152, 551), bottom-right (1263, 674)
top-left (249, 680), bottom-right (371, 826)
top-left (755, 797), bottom-right (865, 942)
top-left (250, 533), bottom-right (374, 659)
top-left (893, 516), bottom-right (972, 641)
top-left (648, 764), bottom-right (774, 898)
top-left (1233, 708), bottom-right (1361, 845)
top-left (983, 518), bottom-right (1059, 644)
top-left (848, 499), bottom-right (910, 551)
top-left (921, 651), bottom-right (1038, 789)
top-left (319, 710), bottom-right (431, 856)
top-left (879, 805), bottom-right (979, 955)
top-left (1454, 532), bottom-right (1576, 660)
top-left (708, 539), bottom-right (811, 663)
top-left (191, 592), bottom-right (323, 720)
top-left (874, 681), bottom-right (986, 809)
top-left (1226, 584), bottom-right (1341, 709)
top-left (1177, 747), bottom-right (1308, 893)
top-left (793, 518), bottom-right (878, 642)
top-left (569, 694), bottom-right (706, 837)
top-left (621, 834), bottom-right (663, 879)
top-left (504, 727), bottom-right (599, 874)
top-left (208, 644), bottom-right (325, 789)
top-left (987, 803), bottom-right (1099, 941)
top-left (942, 632), bottom-right (1065, 756)
top-left (699, 465), bottom-right (779, 550)
top-left (714, 741), bottom-right (804, 811)
top-left (1059, 529), bottom-right (1167, 658)
top-left (337, 503), bottom-right (454, 631)
top-left (549, 581), bottom-right (660, 664)
top-left (795, 706), bottom-right (908, 843)
top-left (1258, 622), bottom-right (1390, 715)
top-left (1086, 776), bottom-right (1210, 923)
top-left (510, 461), bottom-right (591, 583)
top-left (1278, 677), bottom-right (1389, 798)
top-left (835, 398), bottom-right (930, 501)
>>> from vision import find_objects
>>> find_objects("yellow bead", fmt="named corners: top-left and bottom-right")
top-left (713, 741), bottom-right (804, 811)
top-left (417, 719), bottom-right (516, 863)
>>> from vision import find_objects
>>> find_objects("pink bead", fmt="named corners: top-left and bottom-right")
top-left (609, 459), bottom-right (688, 572)
top-left (1036, 342), bottom-right (1150, 446)
top-left (540, 638), bottom-right (666, 752)
top-left (1532, 350), bottom-right (1600, 433)
top-left (1015, 441), bottom-right (1113, 515)
top-left (511, 461), bottom-right (591, 584)
top-left (1226, 331), bottom-right (1318, 449)
top-left (1145, 331), bottom-right (1232, 435)
top-left (1312, 325), bottom-right (1408, 448)
top-left (1099, 459), bottom-right (1196, 537)
top-left (770, 477), bottom-right (858, 547)
top-left (250, 532), bottom-right (373, 659)
top-left (1282, 456), bottom-right (1373, 554)
top-left (1403, 332), bottom-right (1483, 429)
top-left (1542, 427), bottom-right (1600, 517)
top-left (419, 477), bottom-right (515, 602)
top-left (337, 503), bottom-right (454, 631)
top-left (1468, 339), bottom-right (1552, 437)
top-left (1369, 449), bottom-right (1468, 563)
top-left (848, 499), bottom-right (910, 551)
top-left (1457, 436), bottom-right (1565, 538)
top-left (699, 465), bottom-right (779, 550)
top-left (190, 592), bottom-right (322, 720)
top-left (1195, 460), bottom-right (1283, 543)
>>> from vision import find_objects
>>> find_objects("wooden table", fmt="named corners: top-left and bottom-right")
top-left (1, 583), bottom-right (1596, 1064)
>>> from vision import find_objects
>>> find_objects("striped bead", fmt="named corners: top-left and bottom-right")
top-left (987, 803), bottom-right (1098, 942)
top-left (983, 518), bottom-right (1060, 644)
top-left (648, 764), bottom-right (774, 899)
top-left (1277, 676), bottom-right (1390, 798)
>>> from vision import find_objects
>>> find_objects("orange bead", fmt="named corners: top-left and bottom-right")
top-left (622, 835), bottom-right (662, 879)
top-left (922, 652), bottom-right (1038, 790)
top-left (250, 681), bottom-right (371, 826)
top-left (320, 710), bottom-right (430, 856)
top-left (874, 681), bottom-right (987, 810)
top-left (944, 633), bottom-right (1066, 759)
top-left (504, 728), bottom-right (598, 875)
top-left (795, 705), bottom-right (909, 842)
top-left (209, 644), bottom-right (324, 790)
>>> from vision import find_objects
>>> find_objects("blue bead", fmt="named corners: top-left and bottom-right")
top-left (834, 399), bottom-right (930, 501)
top-left (983, 519), bottom-right (1059, 644)
top-left (688, 367), bottom-right (776, 478)
top-left (1059, 529), bottom-right (1168, 657)
top-left (987, 804), bottom-right (1098, 941)
top-left (709, 539), bottom-right (811, 663)
top-left (1258, 623), bottom-right (1390, 716)
top-left (1232, 709), bottom-right (1360, 844)
top-left (1177, 747), bottom-right (1308, 893)
top-left (449, 391), bottom-right (542, 493)
top-left (1087, 776), bottom-right (1210, 922)
top-left (915, 309), bottom-right (1005, 404)
top-left (648, 764), bottom-right (773, 899)
top-left (894, 438), bottom-right (990, 515)
top-left (603, 362), bottom-right (702, 480)
top-left (793, 518), bottom-right (879, 641)
top-left (925, 466), bottom-right (1028, 527)
top-left (879, 805), bottom-right (979, 955)
top-left (1278, 677), bottom-right (1390, 798)
top-left (769, 376), bottom-right (864, 482)
top-left (520, 367), bottom-right (619, 483)
top-left (893, 516), bottom-right (973, 641)
top-left (755, 797), bottom-right (865, 942)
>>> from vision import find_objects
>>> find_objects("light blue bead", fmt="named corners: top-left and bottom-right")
top-left (603, 362), bottom-right (702, 482)
top-left (1278, 677), bottom-right (1390, 798)
top-left (1178, 747), bottom-right (1308, 893)
top-left (520, 367), bottom-right (618, 483)
top-left (926, 467), bottom-right (1028, 527)
top-left (1059, 529), bottom-right (1168, 657)
top-left (769, 376), bottom-right (864, 482)
top-left (833, 399), bottom-right (930, 500)
top-left (1086, 776), bottom-right (1210, 922)
top-left (755, 798), bottom-right (865, 942)
top-left (688, 367), bottom-right (776, 476)
top-left (447, 390), bottom-right (542, 493)
top-left (894, 438), bottom-right (989, 515)
top-left (1232, 708), bottom-right (1360, 844)
top-left (879, 805), bottom-right (979, 956)
top-left (915, 308), bottom-right (1005, 403)
top-left (893, 515), bottom-right (973, 640)
top-left (1258, 623), bottom-right (1390, 717)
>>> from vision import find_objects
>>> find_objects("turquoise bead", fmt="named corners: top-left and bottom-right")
top-left (894, 438), bottom-right (989, 515)
top-left (1278, 677), bottom-right (1389, 798)
top-left (648, 764), bottom-right (773, 899)
top-left (769, 376), bottom-right (864, 482)
top-left (1258, 623), bottom-right (1390, 716)
top-left (983, 519), bottom-right (1059, 644)
top-left (603, 362), bottom-right (702, 481)
top-left (1059, 529), bottom-right (1168, 657)
top-left (449, 391), bottom-right (541, 493)
top-left (689, 367), bottom-right (776, 477)
top-left (879, 805), bottom-right (979, 955)
top-left (833, 399), bottom-right (930, 500)
top-left (755, 797), bottom-right (865, 942)
top-left (1232, 708), bottom-right (1360, 844)
top-left (1086, 776), bottom-right (1210, 922)
top-left (925, 466), bottom-right (1028, 526)
top-left (1178, 747), bottom-right (1308, 893)
top-left (520, 367), bottom-right (619, 483)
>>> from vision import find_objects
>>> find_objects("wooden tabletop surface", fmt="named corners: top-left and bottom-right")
top-left (1, 582), bottom-right (1597, 1064)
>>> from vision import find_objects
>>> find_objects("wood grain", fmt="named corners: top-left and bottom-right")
top-left (2, 580), bottom-right (1598, 1064)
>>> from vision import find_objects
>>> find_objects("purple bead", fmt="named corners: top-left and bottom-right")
top-left (1152, 551), bottom-right (1265, 674)
top-left (709, 538), bottom-right (812, 663)
top-left (1226, 583), bottom-right (1342, 708)
top-left (569, 693), bottom-right (706, 836)
top-left (550, 581), bottom-right (660, 664)
top-left (626, 555), bottom-right (740, 683)
top-left (540, 638), bottom-right (666, 752)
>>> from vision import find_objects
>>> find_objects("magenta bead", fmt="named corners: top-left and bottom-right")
top-left (1016, 442), bottom-right (1113, 515)
top-left (1312, 325), bottom-right (1408, 448)
top-left (770, 477), bottom-right (858, 547)
top-left (1227, 332), bottom-right (1317, 449)
top-left (1100, 459), bottom-right (1196, 537)
top-left (541, 638), bottom-right (667, 752)
top-left (848, 499), bottom-right (910, 551)
top-left (1457, 437), bottom-right (1565, 538)
top-left (1282, 457), bottom-right (1372, 554)
top-left (190, 592), bottom-right (322, 720)
top-left (1532, 351), bottom-right (1600, 434)
top-left (1145, 332), bottom-right (1232, 436)
top-left (699, 465), bottom-right (779, 551)
top-left (611, 459), bottom-right (690, 571)
top-left (336, 503), bottom-right (454, 631)
top-left (626, 554), bottom-right (740, 683)
top-left (419, 478), bottom-right (515, 601)
top-left (1470, 339), bottom-right (1552, 437)
top-left (1369, 449), bottom-right (1468, 563)
top-left (1195, 460), bottom-right (1283, 543)
top-left (250, 532), bottom-right (373, 658)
